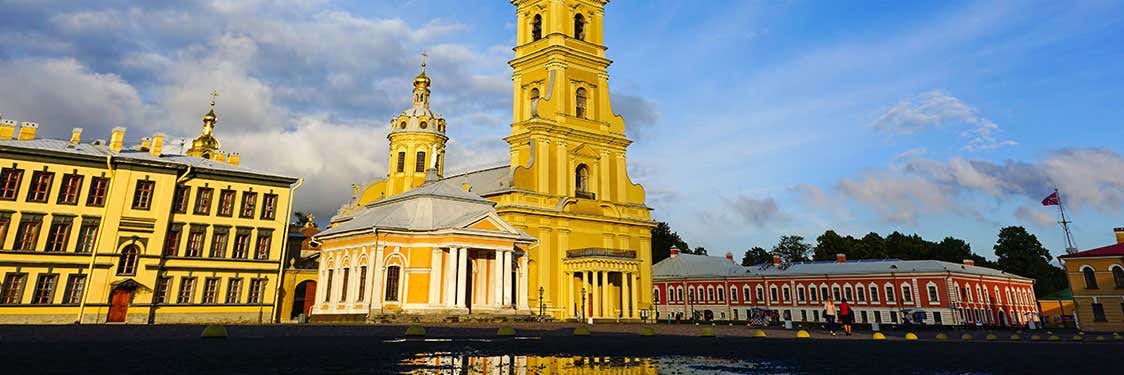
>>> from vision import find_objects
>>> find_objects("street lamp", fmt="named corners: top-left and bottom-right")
top-left (580, 286), bottom-right (587, 321)
top-left (538, 286), bottom-right (545, 316)
top-left (652, 293), bottom-right (659, 324)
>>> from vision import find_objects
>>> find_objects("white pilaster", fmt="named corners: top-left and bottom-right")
top-left (502, 250), bottom-right (513, 306)
top-left (429, 248), bottom-right (442, 306)
top-left (455, 247), bottom-right (468, 307)
top-left (491, 251), bottom-right (502, 307)
top-left (519, 254), bottom-right (529, 310)
top-left (370, 246), bottom-right (385, 309)
top-left (444, 248), bottom-right (457, 307)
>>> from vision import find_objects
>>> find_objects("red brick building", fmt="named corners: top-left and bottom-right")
top-left (652, 249), bottom-right (1039, 327)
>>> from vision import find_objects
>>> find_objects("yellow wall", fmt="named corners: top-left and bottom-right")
top-left (1062, 255), bottom-right (1124, 331)
top-left (0, 131), bottom-right (296, 324)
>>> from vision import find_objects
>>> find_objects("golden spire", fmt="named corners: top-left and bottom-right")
top-left (186, 90), bottom-right (222, 158)
top-left (413, 51), bottom-right (431, 89)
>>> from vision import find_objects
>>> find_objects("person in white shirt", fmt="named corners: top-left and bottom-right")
top-left (823, 299), bottom-right (837, 335)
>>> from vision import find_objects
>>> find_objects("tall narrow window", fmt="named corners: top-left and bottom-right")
top-left (415, 151), bottom-right (426, 173)
top-left (869, 286), bottom-right (879, 302)
top-left (0, 168), bottom-right (24, 201)
top-left (1, 273), bottom-right (27, 304)
top-left (385, 266), bottom-right (401, 301)
top-left (396, 151), bottom-right (406, 173)
top-left (163, 227), bottom-right (182, 256)
top-left (1113, 266), bottom-right (1124, 289)
top-left (58, 174), bottom-right (83, 205)
top-left (195, 187), bottom-right (214, 215)
top-left (232, 232), bottom-right (250, 259)
top-left (172, 186), bottom-right (190, 213)
top-left (210, 230), bottom-right (228, 258)
top-left (357, 266), bottom-right (367, 302)
top-left (885, 286), bottom-right (896, 302)
top-left (324, 270), bottom-right (334, 302)
top-left (26, 170), bottom-right (54, 203)
top-left (117, 245), bottom-right (139, 275)
top-left (575, 164), bottom-right (591, 198)
top-left (856, 286), bottom-right (866, 302)
top-left (14, 217), bottom-right (42, 251)
top-left (529, 88), bottom-right (540, 118)
top-left (75, 222), bottom-right (97, 253)
top-left (44, 220), bottom-right (71, 252)
top-left (86, 177), bottom-right (109, 207)
top-left (240, 191), bottom-right (258, 218)
top-left (132, 180), bottom-right (155, 210)
top-left (202, 278), bottom-right (220, 304)
top-left (902, 285), bottom-right (913, 303)
top-left (531, 14), bottom-right (543, 41)
top-left (226, 278), bottom-right (243, 304)
top-left (1092, 303), bottom-right (1106, 322)
top-left (255, 232), bottom-right (272, 260)
top-left (1083, 267), bottom-right (1098, 289)
top-left (261, 194), bottom-right (278, 220)
top-left (185, 229), bottom-right (205, 257)
top-left (177, 277), bottom-right (196, 304)
top-left (154, 277), bottom-right (171, 304)
top-left (575, 87), bottom-right (587, 118)
top-left (340, 268), bottom-right (350, 302)
top-left (927, 285), bottom-right (939, 303)
top-left (574, 14), bottom-right (586, 40)
top-left (62, 274), bottom-right (86, 304)
top-left (32, 274), bottom-right (58, 304)
top-left (217, 189), bottom-right (235, 216)
top-left (248, 279), bottom-right (267, 304)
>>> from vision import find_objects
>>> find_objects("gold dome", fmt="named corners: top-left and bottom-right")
top-left (202, 108), bottom-right (217, 123)
top-left (413, 70), bottom-right (431, 88)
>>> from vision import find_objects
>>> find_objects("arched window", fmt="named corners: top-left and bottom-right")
top-left (117, 245), bottom-right (139, 275)
top-left (1112, 266), bottom-right (1124, 289)
top-left (716, 286), bottom-right (724, 302)
top-left (653, 287), bottom-right (660, 304)
top-left (399, 121), bottom-right (407, 129)
top-left (1083, 267), bottom-right (1098, 289)
top-left (706, 286), bottom-right (714, 301)
top-left (396, 151), bottom-right (405, 173)
top-left (688, 287), bottom-right (695, 302)
top-left (743, 286), bottom-right (750, 302)
top-left (531, 14), bottom-right (543, 41)
top-left (575, 164), bottom-right (590, 196)
top-left (575, 87), bottom-right (587, 118)
top-left (677, 287), bottom-right (683, 301)
top-left (574, 14), bottom-right (586, 40)
top-left (384, 265), bottom-right (401, 301)
top-left (529, 88), bottom-right (540, 118)
top-left (730, 287), bottom-right (737, 302)
top-left (415, 151), bottom-right (426, 173)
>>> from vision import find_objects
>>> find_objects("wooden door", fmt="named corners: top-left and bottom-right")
top-left (107, 289), bottom-right (131, 323)
top-left (302, 281), bottom-right (317, 316)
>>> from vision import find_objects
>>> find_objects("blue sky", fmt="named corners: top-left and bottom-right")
top-left (1, 0), bottom-right (1123, 260)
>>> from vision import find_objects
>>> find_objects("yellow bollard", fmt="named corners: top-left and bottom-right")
top-left (904, 333), bottom-right (918, 340)
top-left (935, 333), bottom-right (949, 340)
top-left (985, 334), bottom-right (998, 341)
top-left (1071, 335), bottom-right (1083, 341)
top-left (751, 329), bottom-right (767, 338)
top-left (795, 330), bottom-right (811, 339)
top-left (404, 326), bottom-right (426, 337)
top-left (960, 333), bottom-right (973, 341)
top-left (573, 326), bottom-right (592, 336)
top-left (700, 327), bottom-right (716, 337)
top-left (872, 332), bottom-right (886, 340)
top-left (1009, 334), bottom-right (1022, 341)
top-left (1030, 335), bottom-right (1041, 341)
top-left (200, 325), bottom-right (228, 339)
top-left (1048, 335), bottom-right (1061, 341)
top-left (639, 327), bottom-right (655, 336)
top-left (1095, 335), bottom-right (1106, 341)
top-left (497, 326), bottom-right (516, 336)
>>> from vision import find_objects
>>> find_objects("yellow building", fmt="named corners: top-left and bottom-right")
top-left (335, 0), bottom-right (654, 321)
top-left (1058, 227), bottom-right (1124, 332)
top-left (0, 102), bottom-right (299, 324)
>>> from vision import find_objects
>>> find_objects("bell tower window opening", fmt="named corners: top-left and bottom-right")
top-left (531, 14), bottom-right (543, 41)
top-left (575, 164), bottom-right (592, 199)
top-left (420, 121), bottom-right (428, 129)
top-left (396, 151), bottom-right (406, 173)
top-left (415, 151), bottom-right (426, 173)
top-left (574, 14), bottom-right (585, 40)
top-left (575, 87), bottom-right (587, 118)
top-left (400, 121), bottom-right (407, 129)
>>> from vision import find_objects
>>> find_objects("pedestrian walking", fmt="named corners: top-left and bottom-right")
top-left (839, 299), bottom-right (854, 336)
top-left (823, 299), bottom-right (837, 335)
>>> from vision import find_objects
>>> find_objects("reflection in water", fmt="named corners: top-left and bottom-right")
top-left (399, 354), bottom-right (791, 374)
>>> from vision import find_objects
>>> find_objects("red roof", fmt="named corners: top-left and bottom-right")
top-left (1060, 242), bottom-right (1124, 259)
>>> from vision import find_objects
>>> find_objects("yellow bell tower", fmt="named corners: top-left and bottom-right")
top-left (503, 0), bottom-right (654, 320)
top-left (386, 54), bottom-right (449, 196)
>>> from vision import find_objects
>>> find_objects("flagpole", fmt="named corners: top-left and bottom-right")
top-left (1055, 188), bottom-right (1076, 254)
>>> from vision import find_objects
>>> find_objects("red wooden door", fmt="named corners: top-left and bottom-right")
top-left (302, 281), bottom-right (317, 315)
top-left (107, 289), bottom-right (131, 322)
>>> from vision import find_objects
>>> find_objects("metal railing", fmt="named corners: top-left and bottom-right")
top-left (566, 248), bottom-right (637, 259)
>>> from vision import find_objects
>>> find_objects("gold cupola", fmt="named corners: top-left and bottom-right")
top-left (384, 53), bottom-right (448, 196)
top-left (186, 92), bottom-right (222, 159)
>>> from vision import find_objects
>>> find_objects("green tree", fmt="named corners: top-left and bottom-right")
top-left (693, 246), bottom-right (708, 256)
top-left (992, 226), bottom-right (1067, 296)
top-left (771, 235), bottom-right (811, 262)
top-left (651, 221), bottom-right (690, 263)
top-left (854, 232), bottom-right (888, 259)
top-left (813, 230), bottom-right (855, 260)
top-left (741, 246), bottom-right (771, 266)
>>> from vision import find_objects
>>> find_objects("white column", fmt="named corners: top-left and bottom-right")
top-left (370, 246), bottom-right (385, 309)
top-left (622, 272), bottom-right (631, 319)
top-left (502, 250), bottom-right (513, 306)
top-left (455, 248), bottom-right (468, 307)
top-left (518, 254), bottom-right (529, 310)
top-left (429, 248), bottom-right (442, 306)
top-left (444, 248), bottom-right (457, 307)
top-left (592, 271), bottom-right (600, 318)
top-left (491, 251), bottom-right (502, 307)
top-left (630, 273), bottom-right (639, 319)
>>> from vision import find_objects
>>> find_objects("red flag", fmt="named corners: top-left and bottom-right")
top-left (1041, 192), bottom-right (1060, 206)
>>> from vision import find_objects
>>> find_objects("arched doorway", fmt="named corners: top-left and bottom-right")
top-left (291, 280), bottom-right (317, 319)
top-left (107, 287), bottom-right (133, 323)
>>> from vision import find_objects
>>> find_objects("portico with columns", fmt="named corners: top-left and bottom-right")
top-left (562, 249), bottom-right (644, 320)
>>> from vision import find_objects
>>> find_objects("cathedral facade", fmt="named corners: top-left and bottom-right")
top-left (324, 0), bottom-right (653, 321)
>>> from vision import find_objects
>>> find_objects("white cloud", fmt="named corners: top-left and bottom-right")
top-left (872, 90), bottom-right (1016, 151)
top-left (0, 58), bottom-right (146, 135)
top-left (723, 195), bottom-right (784, 227)
top-left (1015, 206), bottom-right (1056, 227)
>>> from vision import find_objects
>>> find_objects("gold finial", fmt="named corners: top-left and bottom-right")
top-left (420, 51), bottom-right (428, 71)
top-left (209, 90), bottom-right (219, 108)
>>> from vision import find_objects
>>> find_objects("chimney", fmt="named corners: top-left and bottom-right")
top-left (773, 255), bottom-right (781, 267)
top-left (139, 137), bottom-right (152, 151)
top-left (670, 247), bottom-right (680, 258)
top-left (150, 133), bottom-right (165, 156)
top-left (0, 119), bottom-right (16, 139)
top-left (109, 127), bottom-right (126, 152)
top-left (228, 152), bottom-right (240, 166)
top-left (70, 128), bottom-right (83, 143)
top-left (725, 252), bottom-right (735, 263)
top-left (1115, 227), bottom-right (1124, 244)
top-left (836, 253), bottom-right (847, 263)
top-left (963, 259), bottom-right (975, 267)
top-left (17, 122), bottom-right (38, 140)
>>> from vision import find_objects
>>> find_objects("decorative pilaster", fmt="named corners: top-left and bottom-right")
top-left (455, 248), bottom-right (468, 307)
top-left (370, 246), bottom-right (385, 309)
top-left (429, 248), bottom-right (442, 306)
